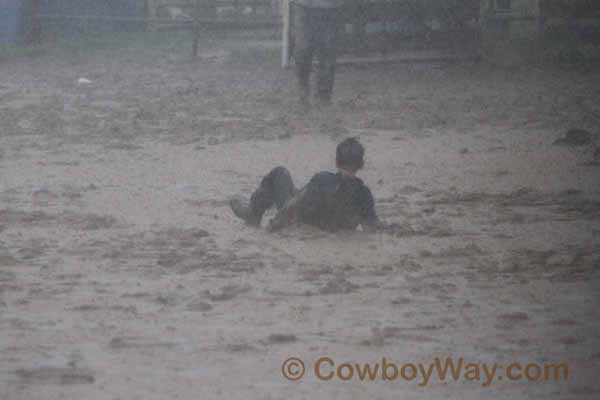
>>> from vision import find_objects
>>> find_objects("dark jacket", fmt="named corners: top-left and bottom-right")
top-left (268, 171), bottom-right (380, 232)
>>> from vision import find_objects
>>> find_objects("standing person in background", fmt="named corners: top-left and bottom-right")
top-left (291, 0), bottom-right (345, 111)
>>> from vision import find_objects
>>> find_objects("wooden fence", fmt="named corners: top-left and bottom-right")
top-left (32, 0), bottom-right (280, 38)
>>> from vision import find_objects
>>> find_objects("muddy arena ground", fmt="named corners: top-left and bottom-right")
top-left (1, 33), bottom-right (599, 399)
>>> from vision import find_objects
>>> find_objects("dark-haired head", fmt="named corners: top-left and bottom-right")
top-left (336, 137), bottom-right (365, 173)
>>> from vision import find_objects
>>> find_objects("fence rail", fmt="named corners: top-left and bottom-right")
top-left (37, 13), bottom-right (279, 28)
top-left (34, 0), bottom-right (279, 33)
top-left (33, 0), bottom-right (280, 58)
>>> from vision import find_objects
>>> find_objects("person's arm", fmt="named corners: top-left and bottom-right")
top-left (359, 186), bottom-right (387, 232)
top-left (359, 187), bottom-right (412, 234)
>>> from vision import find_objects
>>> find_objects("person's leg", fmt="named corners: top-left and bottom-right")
top-left (231, 167), bottom-right (296, 226)
top-left (271, 167), bottom-right (297, 209)
top-left (293, 4), bottom-right (314, 109)
top-left (250, 166), bottom-right (296, 213)
top-left (315, 9), bottom-right (340, 105)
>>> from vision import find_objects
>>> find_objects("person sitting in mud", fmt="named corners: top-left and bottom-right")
top-left (229, 138), bottom-right (385, 232)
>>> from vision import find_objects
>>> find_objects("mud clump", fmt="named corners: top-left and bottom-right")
top-left (552, 129), bottom-right (594, 147)
top-left (15, 367), bottom-right (95, 385)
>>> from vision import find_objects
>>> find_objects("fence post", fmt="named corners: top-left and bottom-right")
top-left (193, 0), bottom-right (201, 59)
top-left (24, 0), bottom-right (42, 45)
top-left (144, 0), bottom-right (150, 32)
top-left (282, 0), bottom-right (290, 68)
top-left (234, 0), bottom-right (240, 23)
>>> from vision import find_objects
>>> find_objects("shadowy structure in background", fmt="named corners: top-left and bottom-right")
top-left (481, 0), bottom-right (600, 67)
top-left (7, 0), bottom-right (600, 68)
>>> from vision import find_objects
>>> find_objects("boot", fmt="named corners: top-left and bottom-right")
top-left (229, 196), bottom-right (261, 226)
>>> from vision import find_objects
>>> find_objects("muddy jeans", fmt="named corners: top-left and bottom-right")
top-left (293, 4), bottom-right (341, 104)
top-left (250, 167), bottom-right (298, 218)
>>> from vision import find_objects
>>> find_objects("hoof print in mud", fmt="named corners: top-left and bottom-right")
top-left (15, 367), bottom-right (95, 385)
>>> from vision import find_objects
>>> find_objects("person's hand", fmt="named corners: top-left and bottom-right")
top-left (266, 218), bottom-right (280, 233)
top-left (266, 209), bottom-right (297, 233)
top-left (362, 219), bottom-right (389, 233)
